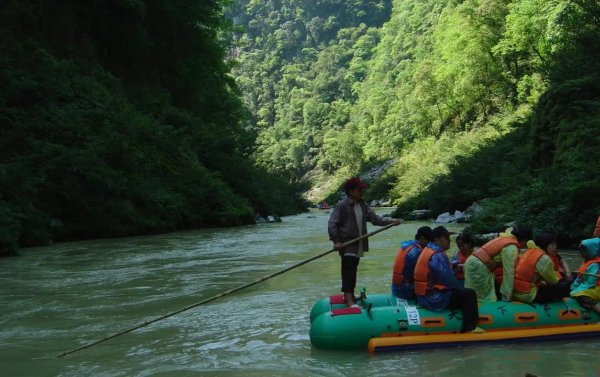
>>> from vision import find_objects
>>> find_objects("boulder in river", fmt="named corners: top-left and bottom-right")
top-left (435, 212), bottom-right (455, 223)
top-left (256, 215), bottom-right (282, 224)
top-left (406, 209), bottom-right (432, 220)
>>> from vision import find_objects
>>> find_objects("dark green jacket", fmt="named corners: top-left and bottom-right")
top-left (327, 197), bottom-right (394, 255)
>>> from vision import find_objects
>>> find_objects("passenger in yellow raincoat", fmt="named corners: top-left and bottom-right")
top-left (464, 225), bottom-right (531, 302)
top-left (511, 233), bottom-right (570, 303)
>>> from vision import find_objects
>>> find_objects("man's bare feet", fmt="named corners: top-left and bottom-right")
top-left (344, 292), bottom-right (356, 307)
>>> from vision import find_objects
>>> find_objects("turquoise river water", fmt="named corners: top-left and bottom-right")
top-left (1, 209), bottom-right (599, 376)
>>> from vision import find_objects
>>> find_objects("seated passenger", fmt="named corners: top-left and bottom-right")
top-left (391, 226), bottom-right (433, 300)
top-left (570, 238), bottom-right (600, 316)
top-left (464, 225), bottom-right (531, 302)
top-left (414, 226), bottom-right (483, 333)
top-left (512, 232), bottom-right (570, 303)
top-left (451, 232), bottom-right (474, 287)
top-left (545, 237), bottom-right (573, 282)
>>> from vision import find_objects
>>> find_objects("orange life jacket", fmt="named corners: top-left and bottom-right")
top-left (472, 236), bottom-right (519, 268)
top-left (513, 248), bottom-right (545, 293)
top-left (594, 216), bottom-right (600, 237)
top-left (414, 247), bottom-right (449, 296)
top-left (392, 243), bottom-right (423, 286)
top-left (576, 257), bottom-right (600, 286)
top-left (454, 252), bottom-right (469, 280)
top-left (548, 253), bottom-right (564, 280)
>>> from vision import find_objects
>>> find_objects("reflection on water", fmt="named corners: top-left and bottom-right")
top-left (0, 209), bottom-right (598, 376)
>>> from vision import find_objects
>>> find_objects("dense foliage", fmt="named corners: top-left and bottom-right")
top-left (231, 0), bottom-right (600, 244)
top-left (0, 0), bottom-right (306, 256)
top-left (3, 0), bottom-right (598, 255)
top-left (229, 0), bottom-right (393, 196)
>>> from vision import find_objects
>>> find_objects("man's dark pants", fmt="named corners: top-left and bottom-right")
top-left (341, 254), bottom-right (360, 293)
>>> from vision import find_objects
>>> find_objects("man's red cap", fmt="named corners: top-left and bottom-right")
top-left (344, 177), bottom-right (368, 191)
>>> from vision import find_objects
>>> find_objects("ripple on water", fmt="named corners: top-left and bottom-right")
top-left (278, 332), bottom-right (310, 341)
top-left (197, 337), bottom-right (242, 351)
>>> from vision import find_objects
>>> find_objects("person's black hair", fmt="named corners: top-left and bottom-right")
top-left (456, 232), bottom-right (474, 246)
top-left (432, 226), bottom-right (453, 240)
top-left (415, 226), bottom-right (433, 241)
top-left (511, 224), bottom-right (532, 242)
top-left (534, 231), bottom-right (557, 251)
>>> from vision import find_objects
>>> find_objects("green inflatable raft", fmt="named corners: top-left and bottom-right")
top-left (310, 291), bottom-right (600, 352)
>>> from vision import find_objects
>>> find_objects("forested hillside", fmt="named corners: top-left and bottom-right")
top-left (231, 0), bottom-right (600, 243)
top-left (0, 0), bottom-right (306, 256)
top-left (2, 0), bottom-right (598, 256)
top-left (229, 0), bottom-right (392, 194)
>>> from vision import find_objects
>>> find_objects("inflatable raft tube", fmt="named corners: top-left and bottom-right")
top-left (310, 293), bottom-right (600, 351)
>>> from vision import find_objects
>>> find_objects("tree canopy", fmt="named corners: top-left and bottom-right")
top-left (3, 0), bottom-right (599, 255)
top-left (231, 0), bottom-right (600, 243)
top-left (0, 0), bottom-right (306, 256)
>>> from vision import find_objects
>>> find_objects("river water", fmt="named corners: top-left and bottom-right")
top-left (1, 209), bottom-right (598, 376)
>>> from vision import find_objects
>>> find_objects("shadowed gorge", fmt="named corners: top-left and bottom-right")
top-left (0, 0), bottom-right (307, 256)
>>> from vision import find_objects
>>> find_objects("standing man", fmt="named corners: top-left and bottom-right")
top-left (328, 177), bottom-right (402, 307)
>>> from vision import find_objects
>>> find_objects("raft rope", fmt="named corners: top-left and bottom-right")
top-left (57, 221), bottom-right (400, 358)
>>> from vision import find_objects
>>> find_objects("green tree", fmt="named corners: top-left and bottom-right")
top-left (0, 0), bottom-right (307, 256)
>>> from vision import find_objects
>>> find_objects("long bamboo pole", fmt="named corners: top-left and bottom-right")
top-left (57, 221), bottom-right (400, 358)
top-left (580, 271), bottom-right (600, 278)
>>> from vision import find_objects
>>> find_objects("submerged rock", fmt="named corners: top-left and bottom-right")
top-left (255, 215), bottom-right (282, 224)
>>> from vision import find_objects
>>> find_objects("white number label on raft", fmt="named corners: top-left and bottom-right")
top-left (396, 298), bottom-right (421, 326)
